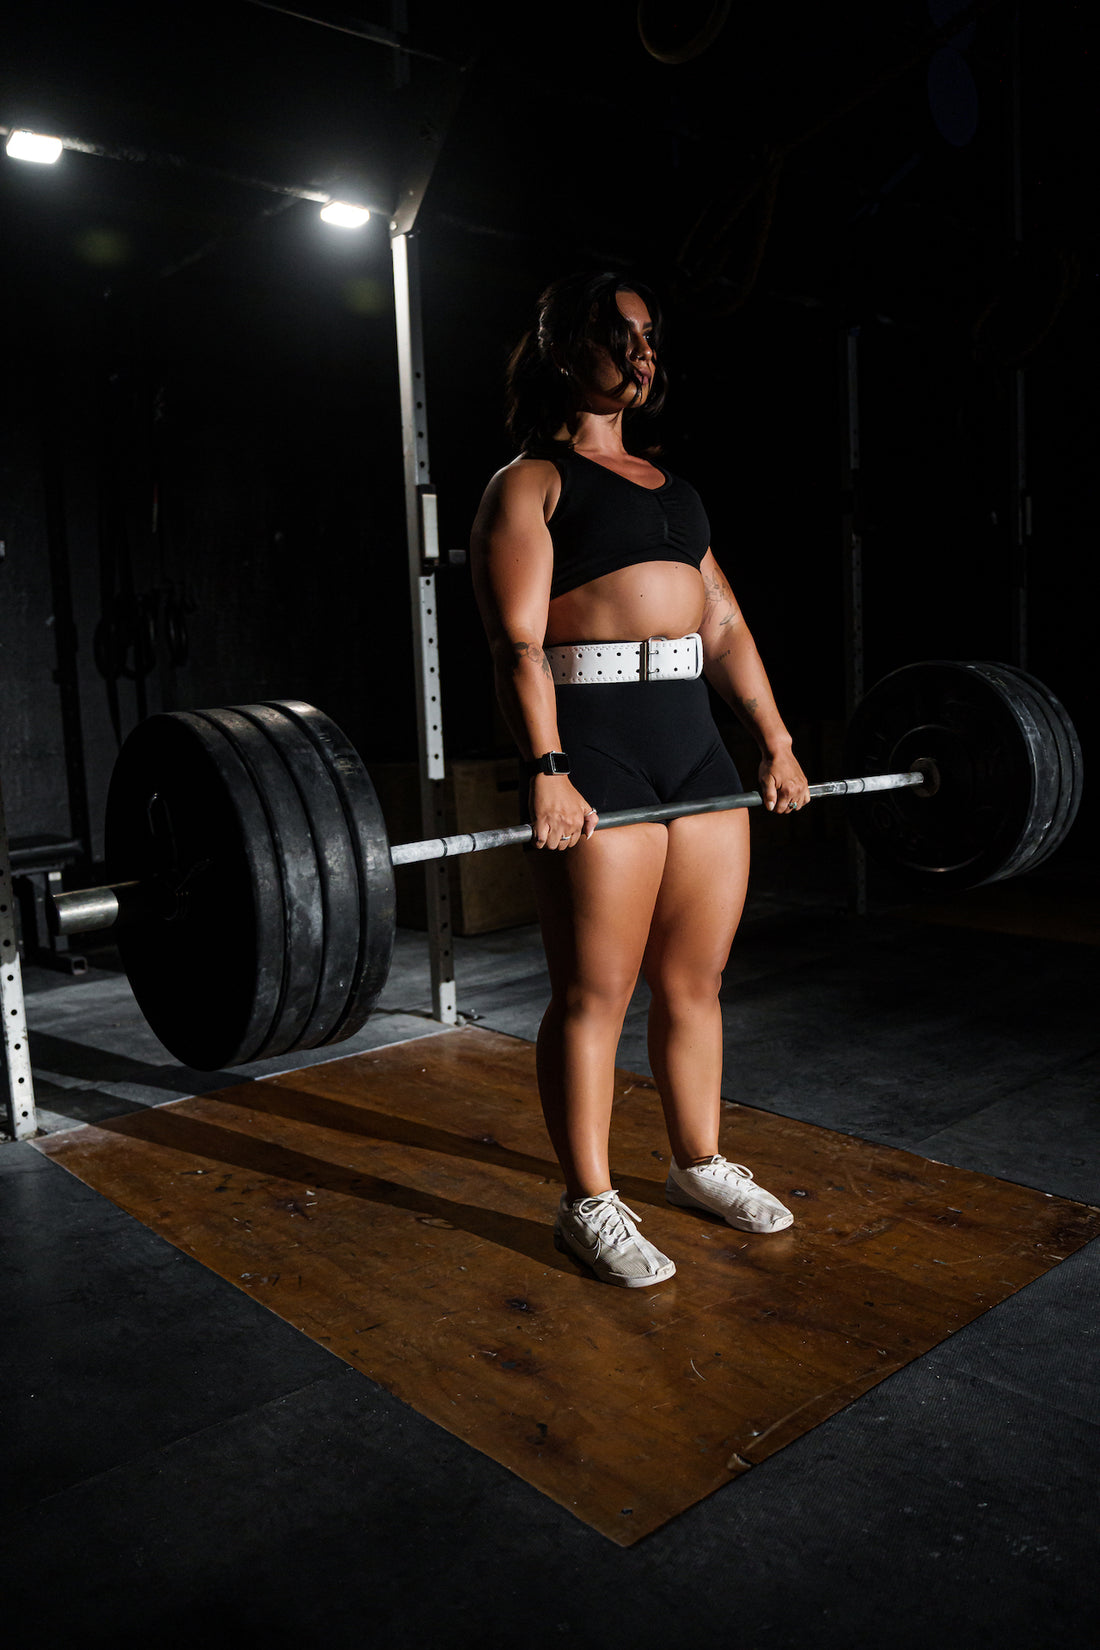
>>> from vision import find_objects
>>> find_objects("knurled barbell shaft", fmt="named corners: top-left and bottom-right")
top-left (389, 770), bottom-right (927, 864)
top-left (52, 768), bottom-right (928, 935)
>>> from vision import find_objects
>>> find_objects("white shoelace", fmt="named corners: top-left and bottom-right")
top-left (576, 1193), bottom-right (640, 1244)
top-left (694, 1156), bottom-right (755, 1183)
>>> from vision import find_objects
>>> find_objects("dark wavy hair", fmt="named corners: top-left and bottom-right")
top-left (505, 270), bottom-right (668, 454)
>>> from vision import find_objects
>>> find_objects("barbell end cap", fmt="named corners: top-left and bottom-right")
top-left (910, 758), bottom-right (941, 798)
top-left (50, 886), bottom-right (122, 937)
top-left (49, 881), bottom-right (151, 937)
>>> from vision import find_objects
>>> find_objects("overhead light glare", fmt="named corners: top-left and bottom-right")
top-left (320, 200), bottom-right (371, 229)
top-left (6, 130), bottom-right (64, 164)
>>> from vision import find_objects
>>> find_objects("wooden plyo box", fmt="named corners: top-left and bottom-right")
top-left (370, 758), bottom-right (537, 935)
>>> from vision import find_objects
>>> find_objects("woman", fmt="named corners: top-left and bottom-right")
top-left (471, 271), bottom-right (810, 1288)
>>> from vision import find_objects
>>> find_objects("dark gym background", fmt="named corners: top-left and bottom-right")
top-left (1, 0), bottom-right (1094, 880)
top-left (4, 8), bottom-right (1099, 1647)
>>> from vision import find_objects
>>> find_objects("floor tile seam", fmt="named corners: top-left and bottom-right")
top-left (925, 1042), bottom-right (1100, 1107)
top-left (457, 974), bottom-right (555, 1007)
top-left (455, 983), bottom-right (548, 1005)
top-left (1, 1363), bottom-right (358, 1528)
top-left (832, 1119), bottom-right (1100, 1200)
top-left (942, 1364), bottom-right (1100, 1430)
top-left (908, 1115), bottom-right (1100, 1200)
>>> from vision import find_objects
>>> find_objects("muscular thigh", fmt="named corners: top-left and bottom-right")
top-left (644, 810), bottom-right (750, 985)
top-left (530, 824), bottom-right (668, 1000)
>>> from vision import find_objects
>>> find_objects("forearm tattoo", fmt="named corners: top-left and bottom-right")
top-left (512, 640), bottom-right (553, 679)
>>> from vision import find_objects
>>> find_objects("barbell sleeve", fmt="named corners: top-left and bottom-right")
top-left (389, 769), bottom-right (929, 866)
top-left (50, 880), bottom-right (159, 936)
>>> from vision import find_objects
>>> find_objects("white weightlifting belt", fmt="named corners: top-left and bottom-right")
top-left (545, 633), bottom-right (703, 686)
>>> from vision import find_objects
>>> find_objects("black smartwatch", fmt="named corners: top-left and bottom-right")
top-left (524, 750), bottom-right (571, 777)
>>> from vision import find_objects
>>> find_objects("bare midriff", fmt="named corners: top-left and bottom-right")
top-left (544, 561), bottom-right (707, 648)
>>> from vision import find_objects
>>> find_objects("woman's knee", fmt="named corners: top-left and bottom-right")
top-left (552, 974), bottom-right (639, 1023)
top-left (645, 963), bottom-right (725, 1014)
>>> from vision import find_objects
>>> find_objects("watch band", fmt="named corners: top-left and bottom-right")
top-left (524, 750), bottom-right (571, 777)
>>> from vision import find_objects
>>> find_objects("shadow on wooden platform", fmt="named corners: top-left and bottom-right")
top-left (36, 1027), bottom-right (1100, 1544)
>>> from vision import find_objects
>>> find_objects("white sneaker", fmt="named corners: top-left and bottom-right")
top-left (666, 1155), bottom-right (794, 1233)
top-left (553, 1189), bottom-right (676, 1287)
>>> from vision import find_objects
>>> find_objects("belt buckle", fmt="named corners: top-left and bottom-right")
top-left (642, 636), bottom-right (665, 682)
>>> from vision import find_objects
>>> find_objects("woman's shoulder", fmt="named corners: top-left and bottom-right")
top-left (486, 451), bottom-right (565, 502)
top-left (474, 453), bottom-right (564, 536)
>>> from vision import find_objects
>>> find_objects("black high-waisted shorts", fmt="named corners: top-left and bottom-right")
top-left (552, 676), bottom-right (743, 815)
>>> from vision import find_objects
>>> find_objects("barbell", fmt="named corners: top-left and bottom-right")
top-left (48, 659), bottom-right (1082, 1072)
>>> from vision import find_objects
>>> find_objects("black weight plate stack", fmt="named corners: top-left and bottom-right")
top-left (106, 711), bottom-right (289, 1069)
top-left (261, 700), bottom-right (396, 1049)
top-left (189, 708), bottom-right (329, 1062)
top-left (842, 660), bottom-right (1081, 891)
top-left (965, 663), bottom-right (1061, 882)
top-left (106, 702), bottom-right (396, 1070)
top-left (216, 704), bottom-right (362, 1054)
top-left (977, 663), bottom-right (1084, 875)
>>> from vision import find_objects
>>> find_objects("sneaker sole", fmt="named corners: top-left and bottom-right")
top-left (665, 1182), bottom-right (795, 1234)
top-left (553, 1227), bottom-right (676, 1287)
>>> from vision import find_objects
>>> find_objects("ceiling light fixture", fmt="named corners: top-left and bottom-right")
top-left (5, 130), bottom-right (64, 164)
top-left (320, 201), bottom-right (371, 228)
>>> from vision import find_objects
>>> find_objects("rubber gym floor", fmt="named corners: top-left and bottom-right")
top-left (4, 848), bottom-right (1099, 1649)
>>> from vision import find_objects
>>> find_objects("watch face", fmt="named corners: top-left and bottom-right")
top-left (529, 751), bottom-right (569, 775)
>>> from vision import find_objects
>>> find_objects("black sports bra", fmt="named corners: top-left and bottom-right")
top-left (544, 449), bottom-right (711, 600)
